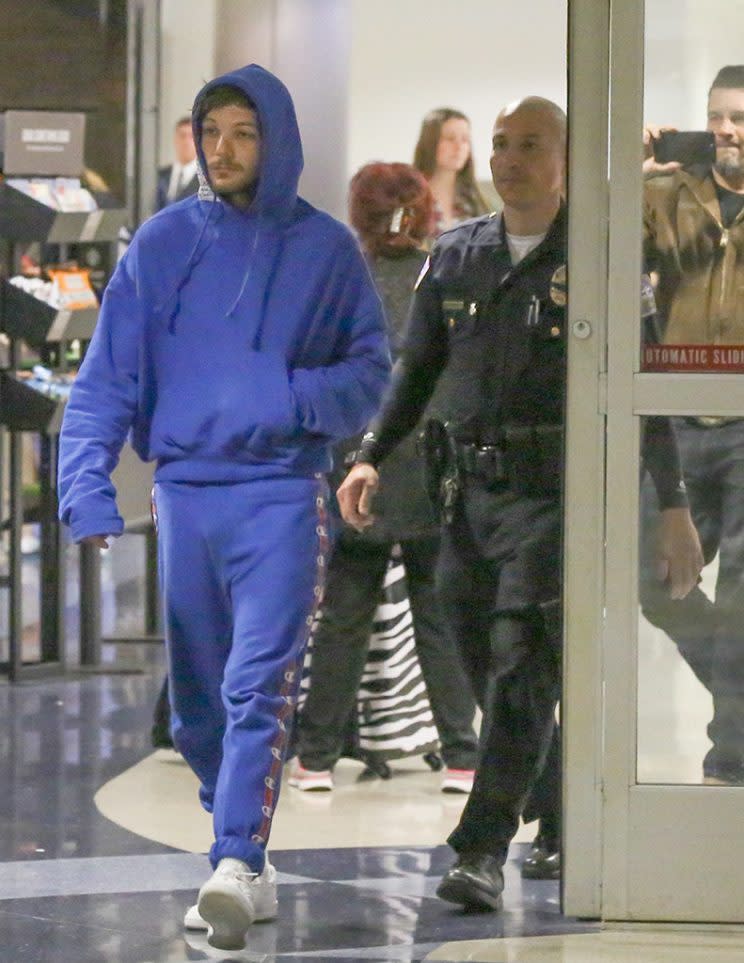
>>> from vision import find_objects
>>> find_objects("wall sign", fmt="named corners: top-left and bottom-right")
top-left (642, 344), bottom-right (744, 373)
top-left (2, 110), bottom-right (85, 177)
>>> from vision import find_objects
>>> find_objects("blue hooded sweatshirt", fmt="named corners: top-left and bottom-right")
top-left (58, 64), bottom-right (390, 543)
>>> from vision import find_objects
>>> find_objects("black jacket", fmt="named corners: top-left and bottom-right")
top-left (331, 249), bottom-right (440, 542)
top-left (154, 165), bottom-right (199, 213)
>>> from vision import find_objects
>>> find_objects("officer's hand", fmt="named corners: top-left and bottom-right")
top-left (337, 464), bottom-right (379, 531)
top-left (642, 125), bottom-right (682, 177)
top-left (654, 507), bottom-right (704, 600)
top-left (80, 535), bottom-right (111, 550)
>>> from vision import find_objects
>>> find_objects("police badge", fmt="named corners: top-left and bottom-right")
top-left (549, 264), bottom-right (567, 307)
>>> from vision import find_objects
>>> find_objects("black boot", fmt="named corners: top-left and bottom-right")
top-left (436, 853), bottom-right (504, 911)
top-left (520, 833), bottom-right (560, 880)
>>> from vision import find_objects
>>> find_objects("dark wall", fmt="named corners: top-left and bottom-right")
top-left (0, 0), bottom-right (128, 200)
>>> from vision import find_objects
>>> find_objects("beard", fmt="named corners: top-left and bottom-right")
top-left (212, 179), bottom-right (259, 207)
top-left (714, 149), bottom-right (744, 181)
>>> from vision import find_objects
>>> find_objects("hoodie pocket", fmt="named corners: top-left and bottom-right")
top-left (155, 350), bottom-right (299, 460)
top-left (229, 350), bottom-right (300, 458)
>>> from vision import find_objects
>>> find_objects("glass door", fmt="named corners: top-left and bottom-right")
top-left (565, 0), bottom-right (744, 922)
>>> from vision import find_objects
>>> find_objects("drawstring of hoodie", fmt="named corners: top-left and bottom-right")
top-left (224, 222), bottom-right (287, 352)
top-left (226, 224), bottom-right (260, 322)
top-left (248, 233), bottom-right (286, 351)
top-left (161, 193), bottom-right (221, 333)
top-left (159, 201), bottom-right (276, 344)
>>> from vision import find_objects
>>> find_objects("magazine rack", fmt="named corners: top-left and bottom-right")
top-left (0, 182), bottom-right (127, 680)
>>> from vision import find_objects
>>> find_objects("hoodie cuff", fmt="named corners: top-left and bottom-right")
top-left (70, 513), bottom-right (125, 544)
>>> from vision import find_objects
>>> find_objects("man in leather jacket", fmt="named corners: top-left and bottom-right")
top-left (641, 65), bottom-right (744, 787)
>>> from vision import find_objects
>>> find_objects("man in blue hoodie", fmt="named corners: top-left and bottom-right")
top-left (58, 65), bottom-right (389, 950)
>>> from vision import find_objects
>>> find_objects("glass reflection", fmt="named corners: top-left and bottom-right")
top-left (639, 414), bottom-right (744, 785)
top-left (637, 3), bottom-right (744, 786)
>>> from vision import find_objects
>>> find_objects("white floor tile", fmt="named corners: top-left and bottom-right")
top-left (94, 752), bottom-right (535, 853)
top-left (425, 929), bottom-right (744, 962)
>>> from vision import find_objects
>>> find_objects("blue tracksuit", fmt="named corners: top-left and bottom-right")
top-left (58, 64), bottom-right (390, 872)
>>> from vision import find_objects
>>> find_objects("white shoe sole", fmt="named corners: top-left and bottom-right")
top-left (198, 885), bottom-right (255, 950)
top-left (441, 771), bottom-right (475, 793)
top-left (184, 904), bottom-right (207, 930)
top-left (288, 774), bottom-right (333, 791)
top-left (254, 891), bottom-right (278, 922)
top-left (441, 782), bottom-right (473, 794)
top-left (186, 893), bottom-right (277, 932)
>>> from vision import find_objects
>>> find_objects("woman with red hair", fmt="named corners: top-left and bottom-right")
top-left (348, 162), bottom-right (435, 351)
top-left (413, 108), bottom-right (490, 242)
top-left (290, 162), bottom-right (478, 793)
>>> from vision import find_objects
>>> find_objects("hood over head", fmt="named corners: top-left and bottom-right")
top-left (191, 63), bottom-right (304, 222)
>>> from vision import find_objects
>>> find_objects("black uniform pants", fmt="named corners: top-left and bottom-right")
top-left (435, 479), bottom-right (563, 860)
top-left (295, 528), bottom-right (479, 771)
top-left (640, 418), bottom-right (744, 782)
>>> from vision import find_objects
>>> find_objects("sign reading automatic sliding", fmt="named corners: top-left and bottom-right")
top-left (642, 344), bottom-right (744, 372)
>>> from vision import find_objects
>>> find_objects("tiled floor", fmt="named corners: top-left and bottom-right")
top-left (1, 536), bottom-right (744, 961)
top-left (0, 664), bottom-right (594, 963)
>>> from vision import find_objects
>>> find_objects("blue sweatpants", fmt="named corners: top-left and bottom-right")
top-left (153, 475), bottom-right (328, 872)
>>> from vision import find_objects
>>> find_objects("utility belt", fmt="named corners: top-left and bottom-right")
top-left (419, 421), bottom-right (563, 521)
top-left (452, 439), bottom-right (508, 483)
top-left (454, 425), bottom-right (564, 490)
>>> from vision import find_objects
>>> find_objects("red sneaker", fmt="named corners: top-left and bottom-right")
top-left (288, 761), bottom-right (334, 791)
top-left (441, 768), bottom-right (475, 794)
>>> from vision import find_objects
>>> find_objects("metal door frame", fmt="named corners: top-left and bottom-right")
top-left (562, 0), bottom-right (610, 919)
top-left (564, 0), bottom-right (744, 921)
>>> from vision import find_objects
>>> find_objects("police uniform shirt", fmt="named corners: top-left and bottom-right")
top-left (365, 205), bottom-right (568, 461)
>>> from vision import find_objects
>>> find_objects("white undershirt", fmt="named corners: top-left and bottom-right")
top-left (506, 231), bottom-right (547, 265)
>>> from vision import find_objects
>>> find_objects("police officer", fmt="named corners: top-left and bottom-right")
top-left (338, 96), bottom-right (703, 911)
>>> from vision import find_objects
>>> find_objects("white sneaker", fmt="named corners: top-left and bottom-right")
top-left (183, 902), bottom-right (208, 931)
top-left (195, 856), bottom-right (278, 949)
top-left (287, 761), bottom-right (334, 791)
top-left (441, 768), bottom-right (475, 793)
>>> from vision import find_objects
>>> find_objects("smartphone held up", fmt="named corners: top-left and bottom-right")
top-left (652, 130), bottom-right (716, 168)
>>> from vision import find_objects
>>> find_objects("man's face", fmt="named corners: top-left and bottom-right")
top-left (174, 123), bottom-right (196, 166)
top-left (707, 87), bottom-right (744, 182)
top-left (489, 105), bottom-right (565, 213)
top-left (201, 104), bottom-right (261, 205)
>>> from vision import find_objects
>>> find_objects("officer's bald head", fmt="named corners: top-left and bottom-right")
top-left (494, 97), bottom-right (567, 151)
